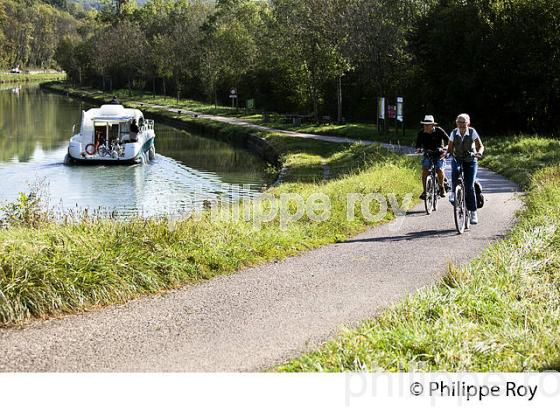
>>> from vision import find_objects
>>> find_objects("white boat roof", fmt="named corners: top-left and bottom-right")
top-left (87, 104), bottom-right (143, 121)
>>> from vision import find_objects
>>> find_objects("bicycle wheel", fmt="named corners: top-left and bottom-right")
top-left (454, 185), bottom-right (466, 234)
top-left (424, 175), bottom-right (434, 215)
top-left (433, 178), bottom-right (439, 211)
top-left (98, 146), bottom-right (109, 157)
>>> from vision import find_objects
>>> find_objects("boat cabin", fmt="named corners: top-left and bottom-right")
top-left (81, 105), bottom-right (145, 148)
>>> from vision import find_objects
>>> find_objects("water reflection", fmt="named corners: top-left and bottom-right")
top-left (0, 84), bottom-right (268, 217)
top-left (0, 84), bottom-right (83, 162)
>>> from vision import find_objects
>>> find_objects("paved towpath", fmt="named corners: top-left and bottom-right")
top-left (0, 108), bottom-right (522, 371)
top-left (138, 102), bottom-right (415, 152)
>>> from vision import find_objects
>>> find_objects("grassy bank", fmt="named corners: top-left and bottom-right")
top-left (0, 72), bottom-right (66, 84)
top-left (279, 135), bottom-right (560, 372)
top-left (0, 131), bottom-right (420, 325)
top-left (42, 82), bottom-right (416, 145)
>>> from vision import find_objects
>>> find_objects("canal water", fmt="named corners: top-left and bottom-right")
top-left (0, 84), bottom-right (269, 218)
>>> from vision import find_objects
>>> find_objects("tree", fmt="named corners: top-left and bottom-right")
top-left (270, 0), bottom-right (355, 122)
top-left (408, 0), bottom-right (560, 133)
top-left (92, 20), bottom-right (147, 93)
top-left (200, 0), bottom-right (262, 108)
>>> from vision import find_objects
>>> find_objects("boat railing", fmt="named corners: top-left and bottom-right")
top-left (141, 119), bottom-right (154, 132)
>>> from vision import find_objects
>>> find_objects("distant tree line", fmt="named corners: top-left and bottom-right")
top-left (3, 0), bottom-right (560, 134)
top-left (411, 0), bottom-right (560, 134)
top-left (0, 0), bottom-right (81, 69)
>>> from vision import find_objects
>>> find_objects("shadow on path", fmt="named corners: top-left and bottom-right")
top-left (341, 229), bottom-right (458, 243)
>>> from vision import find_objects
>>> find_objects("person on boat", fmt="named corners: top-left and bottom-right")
top-left (110, 95), bottom-right (120, 104)
top-left (94, 130), bottom-right (105, 153)
top-left (415, 115), bottom-right (449, 199)
top-left (130, 119), bottom-right (139, 142)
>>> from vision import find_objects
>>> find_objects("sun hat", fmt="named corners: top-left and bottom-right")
top-left (420, 115), bottom-right (437, 125)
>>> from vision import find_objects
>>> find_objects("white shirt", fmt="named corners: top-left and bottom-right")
top-left (449, 127), bottom-right (480, 142)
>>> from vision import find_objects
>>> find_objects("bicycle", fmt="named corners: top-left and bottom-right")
top-left (97, 144), bottom-right (111, 158)
top-left (422, 149), bottom-right (445, 215)
top-left (97, 141), bottom-right (123, 159)
top-left (450, 155), bottom-right (470, 234)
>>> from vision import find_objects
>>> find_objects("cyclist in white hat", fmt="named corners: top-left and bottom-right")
top-left (415, 115), bottom-right (449, 199)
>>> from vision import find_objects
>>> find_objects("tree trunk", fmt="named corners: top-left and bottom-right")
top-left (128, 75), bottom-right (131, 96)
top-left (235, 82), bottom-right (239, 111)
top-left (310, 68), bottom-right (319, 123)
top-left (162, 78), bottom-right (166, 96)
top-left (337, 75), bottom-right (343, 123)
top-left (152, 78), bottom-right (156, 98)
top-left (311, 81), bottom-right (319, 123)
top-left (102, 77), bottom-right (105, 91)
top-left (110, 78), bottom-right (113, 92)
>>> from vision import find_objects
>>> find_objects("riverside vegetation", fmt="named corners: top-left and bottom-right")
top-left (44, 82), bottom-right (417, 146)
top-left (279, 136), bottom-right (560, 372)
top-left (0, 72), bottom-right (65, 84)
top-left (5, 1), bottom-right (558, 135)
top-left (0, 129), bottom-right (420, 325)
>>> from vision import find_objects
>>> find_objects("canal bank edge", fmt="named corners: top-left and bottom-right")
top-left (40, 81), bottom-right (282, 178)
top-left (1, 73), bottom-right (66, 84)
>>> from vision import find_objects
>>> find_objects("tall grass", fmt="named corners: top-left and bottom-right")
top-left (0, 141), bottom-right (420, 326)
top-left (480, 135), bottom-right (560, 188)
top-left (0, 73), bottom-right (66, 83)
top-left (279, 136), bottom-right (560, 372)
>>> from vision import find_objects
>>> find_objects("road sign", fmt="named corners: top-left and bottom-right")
top-left (396, 97), bottom-right (404, 122)
top-left (378, 97), bottom-right (385, 119)
top-left (388, 105), bottom-right (396, 119)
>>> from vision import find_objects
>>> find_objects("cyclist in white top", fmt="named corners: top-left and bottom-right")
top-left (447, 113), bottom-right (484, 224)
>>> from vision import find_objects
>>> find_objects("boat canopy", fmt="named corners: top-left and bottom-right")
top-left (88, 104), bottom-right (142, 121)
top-left (78, 105), bottom-right (144, 141)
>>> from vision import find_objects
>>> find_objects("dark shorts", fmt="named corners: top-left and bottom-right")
top-left (422, 156), bottom-right (444, 170)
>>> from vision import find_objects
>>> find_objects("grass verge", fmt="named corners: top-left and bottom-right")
top-left (278, 135), bottom-right (560, 372)
top-left (0, 72), bottom-right (66, 84)
top-left (0, 131), bottom-right (420, 325)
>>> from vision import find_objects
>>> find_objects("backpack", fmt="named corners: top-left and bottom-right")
top-left (474, 180), bottom-right (484, 208)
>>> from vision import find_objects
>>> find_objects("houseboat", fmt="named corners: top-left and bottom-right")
top-left (66, 104), bottom-right (155, 164)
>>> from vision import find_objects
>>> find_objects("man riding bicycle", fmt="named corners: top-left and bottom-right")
top-left (447, 113), bottom-right (485, 224)
top-left (415, 115), bottom-right (449, 199)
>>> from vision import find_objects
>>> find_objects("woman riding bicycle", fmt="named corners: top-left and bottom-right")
top-left (415, 115), bottom-right (449, 199)
top-left (447, 113), bottom-right (485, 224)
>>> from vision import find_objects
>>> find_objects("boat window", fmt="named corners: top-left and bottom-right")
top-left (94, 125), bottom-right (106, 147)
top-left (121, 121), bottom-right (130, 133)
top-left (110, 124), bottom-right (119, 143)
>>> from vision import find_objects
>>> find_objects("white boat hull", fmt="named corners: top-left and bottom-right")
top-left (68, 135), bottom-right (155, 164)
top-left (66, 104), bottom-right (156, 165)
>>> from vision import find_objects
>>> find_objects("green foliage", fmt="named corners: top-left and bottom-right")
top-left (0, 0), bottom-right (80, 69)
top-left (4, 0), bottom-right (560, 132)
top-left (480, 135), bottom-right (560, 188)
top-left (0, 191), bottom-right (49, 229)
top-left (409, 0), bottom-right (560, 133)
top-left (53, 0), bottom-right (426, 121)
